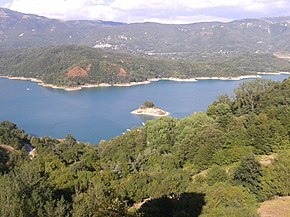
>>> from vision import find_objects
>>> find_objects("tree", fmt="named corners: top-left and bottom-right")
top-left (64, 134), bottom-right (77, 147)
top-left (142, 101), bottom-right (155, 108)
top-left (246, 113), bottom-right (288, 154)
top-left (0, 148), bottom-right (9, 174)
top-left (206, 165), bottom-right (228, 186)
top-left (201, 183), bottom-right (258, 217)
top-left (233, 79), bottom-right (275, 113)
top-left (263, 152), bottom-right (290, 197)
top-left (233, 155), bottom-right (263, 200)
top-left (193, 126), bottom-right (226, 169)
top-left (207, 94), bottom-right (233, 117)
top-left (145, 117), bottom-right (177, 147)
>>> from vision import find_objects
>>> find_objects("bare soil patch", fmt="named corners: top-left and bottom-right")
top-left (258, 196), bottom-right (290, 217)
top-left (0, 144), bottom-right (14, 153)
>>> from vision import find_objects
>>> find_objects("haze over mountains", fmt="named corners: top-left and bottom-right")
top-left (1, 7), bottom-right (290, 60)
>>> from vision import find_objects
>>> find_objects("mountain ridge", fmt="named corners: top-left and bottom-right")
top-left (1, 7), bottom-right (290, 60)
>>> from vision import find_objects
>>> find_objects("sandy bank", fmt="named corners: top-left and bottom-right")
top-left (195, 75), bottom-right (262, 81)
top-left (0, 75), bottom-right (196, 91)
top-left (1, 72), bottom-right (289, 91)
top-left (158, 77), bottom-right (197, 82)
top-left (131, 107), bottom-right (169, 117)
top-left (257, 72), bottom-right (290, 75)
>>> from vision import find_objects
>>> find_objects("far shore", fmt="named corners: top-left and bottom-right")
top-left (0, 72), bottom-right (289, 91)
top-left (257, 71), bottom-right (290, 75)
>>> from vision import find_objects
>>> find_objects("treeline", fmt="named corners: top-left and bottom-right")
top-left (1, 45), bottom-right (290, 87)
top-left (0, 77), bottom-right (290, 216)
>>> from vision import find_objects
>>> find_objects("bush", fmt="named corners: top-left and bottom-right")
top-left (143, 101), bottom-right (155, 108)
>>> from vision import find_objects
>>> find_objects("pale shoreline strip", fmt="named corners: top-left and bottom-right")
top-left (257, 72), bottom-right (290, 75)
top-left (131, 108), bottom-right (170, 117)
top-left (0, 72), bottom-right (289, 91)
top-left (195, 75), bottom-right (261, 80)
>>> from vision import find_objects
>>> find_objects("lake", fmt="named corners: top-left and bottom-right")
top-left (0, 74), bottom-right (289, 144)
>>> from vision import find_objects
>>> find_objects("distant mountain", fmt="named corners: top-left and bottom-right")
top-left (1, 8), bottom-right (290, 60)
top-left (0, 8), bottom-right (127, 49)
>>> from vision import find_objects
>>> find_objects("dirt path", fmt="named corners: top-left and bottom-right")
top-left (0, 144), bottom-right (14, 153)
top-left (258, 196), bottom-right (290, 217)
top-left (129, 198), bottom-right (151, 211)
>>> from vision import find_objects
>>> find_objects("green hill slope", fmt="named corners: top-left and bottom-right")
top-left (1, 45), bottom-right (290, 87)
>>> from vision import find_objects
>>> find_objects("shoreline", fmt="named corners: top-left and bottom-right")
top-left (131, 107), bottom-right (170, 117)
top-left (195, 75), bottom-right (261, 81)
top-left (0, 72), bottom-right (289, 91)
top-left (257, 72), bottom-right (290, 75)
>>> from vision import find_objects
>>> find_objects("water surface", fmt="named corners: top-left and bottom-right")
top-left (0, 74), bottom-right (288, 143)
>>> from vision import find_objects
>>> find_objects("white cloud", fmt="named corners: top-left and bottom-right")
top-left (6, 0), bottom-right (290, 23)
top-left (9, 0), bottom-right (105, 19)
top-left (245, 0), bottom-right (288, 11)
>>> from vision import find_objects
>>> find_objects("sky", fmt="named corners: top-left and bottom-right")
top-left (1, 0), bottom-right (290, 24)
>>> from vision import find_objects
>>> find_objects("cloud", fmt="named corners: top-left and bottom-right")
top-left (6, 0), bottom-right (290, 23)
top-left (245, 0), bottom-right (287, 11)
top-left (8, 0), bottom-right (105, 20)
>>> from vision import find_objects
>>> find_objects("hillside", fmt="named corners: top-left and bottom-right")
top-left (0, 77), bottom-right (290, 216)
top-left (1, 8), bottom-right (290, 60)
top-left (1, 45), bottom-right (290, 87)
top-left (0, 8), bottom-right (290, 59)
top-left (1, 8), bottom-right (290, 87)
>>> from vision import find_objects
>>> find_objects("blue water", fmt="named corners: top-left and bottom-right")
top-left (0, 74), bottom-right (289, 144)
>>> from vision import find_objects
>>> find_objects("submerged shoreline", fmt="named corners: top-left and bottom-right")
top-left (1, 72), bottom-right (289, 91)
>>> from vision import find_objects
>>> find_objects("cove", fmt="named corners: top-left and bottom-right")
top-left (0, 74), bottom-right (289, 144)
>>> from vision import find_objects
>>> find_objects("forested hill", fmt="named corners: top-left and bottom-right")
top-left (1, 77), bottom-right (290, 216)
top-left (1, 45), bottom-right (290, 87)
top-left (1, 7), bottom-right (290, 60)
top-left (1, 8), bottom-right (290, 87)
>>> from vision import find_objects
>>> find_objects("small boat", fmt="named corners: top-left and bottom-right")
top-left (26, 88), bottom-right (30, 91)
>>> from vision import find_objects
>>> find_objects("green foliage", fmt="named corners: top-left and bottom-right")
top-left (207, 95), bottom-right (232, 117)
top-left (262, 151), bottom-right (290, 198)
top-left (174, 113), bottom-right (214, 165)
top-left (233, 155), bottom-right (263, 200)
top-left (213, 145), bottom-right (254, 165)
top-left (142, 101), bottom-right (155, 108)
top-left (72, 185), bottom-right (132, 217)
top-left (246, 113), bottom-right (289, 154)
top-left (0, 148), bottom-right (9, 174)
top-left (201, 183), bottom-right (258, 217)
top-left (206, 165), bottom-right (229, 186)
top-left (0, 121), bottom-right (26, 149)
top-left (233, 79), bottom-right (275, 114)
top-left (193, 125), bottom-right (226, 169)
top-left (145, 117), bottom-right (177, 147)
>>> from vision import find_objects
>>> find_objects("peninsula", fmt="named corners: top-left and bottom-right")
top-left (1, 45), bottom-right (290, 92)
top-left (131, 101), bottom-right (169, 117)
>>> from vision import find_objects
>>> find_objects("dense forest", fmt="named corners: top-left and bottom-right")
top-left (1, 77), bottom-right (290, 216)
top-left (1, 45), bottom-right (290, 87)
